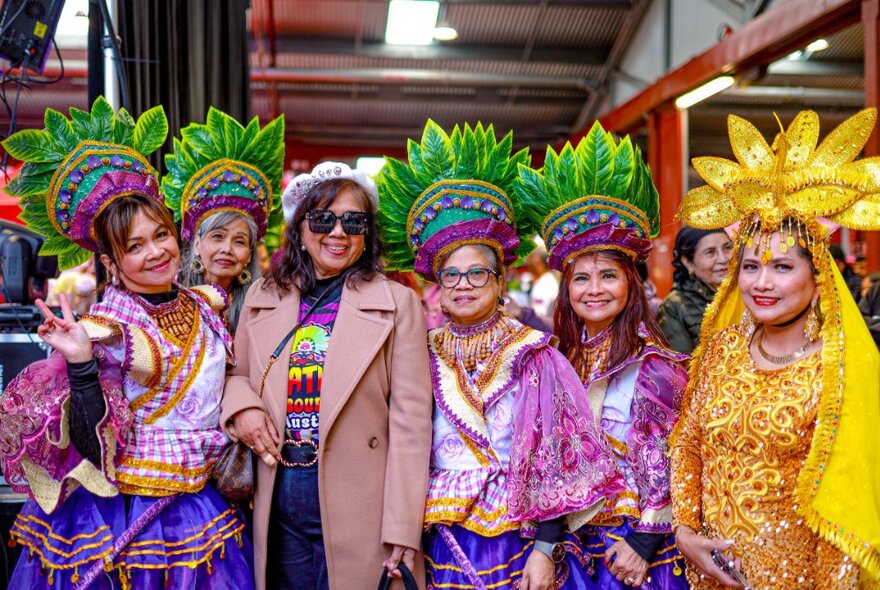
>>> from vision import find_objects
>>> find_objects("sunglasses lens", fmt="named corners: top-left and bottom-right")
top-left (308, 210), bottom-right (336, 233)
top-left (340, 213), bottom-right (369, 235)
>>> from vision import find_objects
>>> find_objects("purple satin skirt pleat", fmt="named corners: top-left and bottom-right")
top-left (578, 521), bottom-right (689, 590)
top-left (8, 484), bottom-right (253, 590)
top-left (425, 524), bottom-right (599, 589)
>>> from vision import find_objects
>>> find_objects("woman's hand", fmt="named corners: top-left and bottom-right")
top-left (231, 408), bottom-right (281, 466)
top-left (518, 549), bottom-right (556, 590)
top-left (606, 540), bottom-right (649, 587)
top-left (383, 545), bottom-right (415, 579)
top-left (675, 527), bottom-right (743, 588)
top-left (36, 295), bottom-right (92, 363)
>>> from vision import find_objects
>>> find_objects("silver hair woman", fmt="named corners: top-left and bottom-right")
top-left (179, 210), bottom-right (261, 330)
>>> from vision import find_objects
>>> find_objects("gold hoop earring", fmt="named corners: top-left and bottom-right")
top-left (191, 256), bottom-right (204, 274)
top-left (238, 268), bottom-right (252, 285)
top-left (804, 300), bottom-right (821, 342)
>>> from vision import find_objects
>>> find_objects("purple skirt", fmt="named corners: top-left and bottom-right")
top-left (579, 521), bottom-right (688, 590)
top-left (425, 525), bottom-right (599, 589)
top-left (8, 483), bottom-right (253, 590)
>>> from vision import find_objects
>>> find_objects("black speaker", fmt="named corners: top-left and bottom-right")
top-left (0, 335), bottom-right (43, 588)
top-left (0, 333), bottom-right (49, 394)
top-left (0, 0), bottom-right (66, 72)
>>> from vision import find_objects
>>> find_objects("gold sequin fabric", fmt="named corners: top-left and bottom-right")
top-left (677, 109), bottom-right (880, 235)
top-left (671, 326), bottom-right (859, 588)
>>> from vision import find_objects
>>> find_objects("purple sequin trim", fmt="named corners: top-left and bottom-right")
top-left (547, 223), bottom-right (653, 270)
top-left (182, 195), bottom-right (268, 241)
top-left (69, 171), bottom-right (160, 251)
top-left (414, 219), bottom-right (520, 281)
top-left (437, 525), bottom-right (488, 590)
top-left (72, 494), bottom-right (178, 590)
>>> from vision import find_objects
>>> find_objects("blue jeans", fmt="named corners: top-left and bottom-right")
top-left (266, 464), bottom-right (328, 590)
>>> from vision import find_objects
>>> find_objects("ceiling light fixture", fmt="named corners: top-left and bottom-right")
top-left (674, 75), bottom-right (735, 109)
top-left (806, 39), bottom-right (829, 52)
top-left (385, 1), bottom-right (440, 46)
top-left (433, 23), bottom-right (458, 42)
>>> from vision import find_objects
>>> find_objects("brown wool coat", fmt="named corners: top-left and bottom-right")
top-left (221, 275), bottom-right (433, 590)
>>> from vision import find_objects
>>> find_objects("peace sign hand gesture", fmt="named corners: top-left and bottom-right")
top-left (35, 294), bottom-right (93, 364)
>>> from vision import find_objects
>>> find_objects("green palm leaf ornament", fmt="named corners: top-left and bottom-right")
top-left (2, 96), bottom-right (167, 269)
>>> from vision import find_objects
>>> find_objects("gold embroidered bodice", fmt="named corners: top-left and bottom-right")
top-left (671, 327), bottom-right (859, 589)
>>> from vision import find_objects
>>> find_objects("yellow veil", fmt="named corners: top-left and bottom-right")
top-left (672, 109), bottom-right (880, 579)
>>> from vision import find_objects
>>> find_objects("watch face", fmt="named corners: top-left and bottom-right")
top-left (551, 543), bottom-right (566, 563)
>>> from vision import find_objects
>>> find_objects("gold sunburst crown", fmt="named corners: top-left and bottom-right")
top-left (677, 109), bottom-right (880, 243)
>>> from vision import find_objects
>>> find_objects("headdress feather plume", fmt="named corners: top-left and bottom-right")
top-left (2, 97), bottom-right (167, 269)
top-left (378, 119), bottom-right (532, 274)
top-left (163, 107), bottom-right (285, 245)
top-left (515, 121), bottom-right (659, 268)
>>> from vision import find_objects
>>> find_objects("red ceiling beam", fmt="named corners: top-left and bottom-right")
top-left (591, 0), bottom-right (861, 136)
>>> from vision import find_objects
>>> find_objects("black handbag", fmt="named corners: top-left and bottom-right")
top-left (377, 562), bottom-right (419, 590)
top-left (213, 277), bottom-right (342, 500)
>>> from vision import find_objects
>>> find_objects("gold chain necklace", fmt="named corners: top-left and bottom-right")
top-left (756, 330), bottom-right (810, 365)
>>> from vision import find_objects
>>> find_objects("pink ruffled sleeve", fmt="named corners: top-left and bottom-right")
top-left (507, 346), bottom-right (624, 525)
top-left (0, 346), bottom-right (133, 513)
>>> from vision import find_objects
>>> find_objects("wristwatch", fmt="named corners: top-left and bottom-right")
top-left (533, 540), bottom-right (566, 563)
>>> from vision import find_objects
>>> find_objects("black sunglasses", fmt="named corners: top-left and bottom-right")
top-left (307, 209), bottom-right (369, 235)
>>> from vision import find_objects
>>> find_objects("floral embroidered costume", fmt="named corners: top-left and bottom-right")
top-left (377, 120), bottom-right (622, 589)
top-left (0, 98), bottom-right (253, 589)
top-left (670, 109), bottom-right (880, 588)
top-left (516, 121), bottom-right (690, 589)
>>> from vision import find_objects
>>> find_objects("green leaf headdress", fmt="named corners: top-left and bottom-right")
top-left (377, 119), bottom-right (532, 281)
top-left (515, 121), bottom-right (659, 270)
top-left (162, 107), bottom-right (285, 243)
top-left (1, 96), bottom-right (167, 269)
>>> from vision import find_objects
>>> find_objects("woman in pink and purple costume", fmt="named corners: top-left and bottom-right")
top-left (517, 122), bottom-right (690, 590)
top-left (378, 120), bottom-right (624, 590)
top-left (0, 98), bottom-right (253, 589)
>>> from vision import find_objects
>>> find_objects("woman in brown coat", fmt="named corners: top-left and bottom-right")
top-left (221, 162), bottom-right (433, 590)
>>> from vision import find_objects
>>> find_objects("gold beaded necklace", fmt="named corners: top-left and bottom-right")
top-left (572, 325), bottom-right (612, 383)
top-left (148, 292), bottom-right (197, 344)
top-left (434, 312), bottom-right (518, 373)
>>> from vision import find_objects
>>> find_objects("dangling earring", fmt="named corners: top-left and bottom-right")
top-left (804, 300), bottom-right (821, 342)
top-left (238, 268), bottom-right (252, 285)
top-left (439, 304), bottom-right (449, 316)
top-left (497, 296), bottom-right (505, 307)
top-left (191, 256), bottom-right (204, 274)
top-left (111, 274), bottom-right (119, 286)
top-left (740, 308), bottom-right (757, 339)
top-left (300, 243), bottom-right (306, 251)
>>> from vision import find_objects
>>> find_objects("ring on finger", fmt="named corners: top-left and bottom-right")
top-left (624, 576), bottom-right (635, 586)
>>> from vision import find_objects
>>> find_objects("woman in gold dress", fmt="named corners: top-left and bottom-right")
top-left (670, 109), bottom-right (880, 588)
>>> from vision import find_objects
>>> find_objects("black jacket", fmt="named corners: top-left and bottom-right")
top-left (859, 281), bottom-right (880, 348)
top-left (656, 275), bottom-right (716, 355)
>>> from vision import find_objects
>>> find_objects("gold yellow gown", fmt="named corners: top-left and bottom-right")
top-left (671, 325), bottom-right (859, 589)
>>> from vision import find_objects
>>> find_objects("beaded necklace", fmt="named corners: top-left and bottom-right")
top-left (434, 312), bottom-right (519, 374)
top-left (572, 324), bottom-right (613, 383)
top-left (127, 289), bottom-right (197, 345)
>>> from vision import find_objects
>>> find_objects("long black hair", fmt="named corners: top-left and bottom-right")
top-left (263, 179), bottom-right (383, 295)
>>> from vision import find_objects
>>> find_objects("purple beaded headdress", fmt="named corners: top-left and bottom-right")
top-left (2, 97), bottom-right (167, 269)
top-left (163, 108), bottom-right (285, 242)
top-left (515, 121), bottom-right (660, 270)
top-left (377, 120), bottom-right (534, 281)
